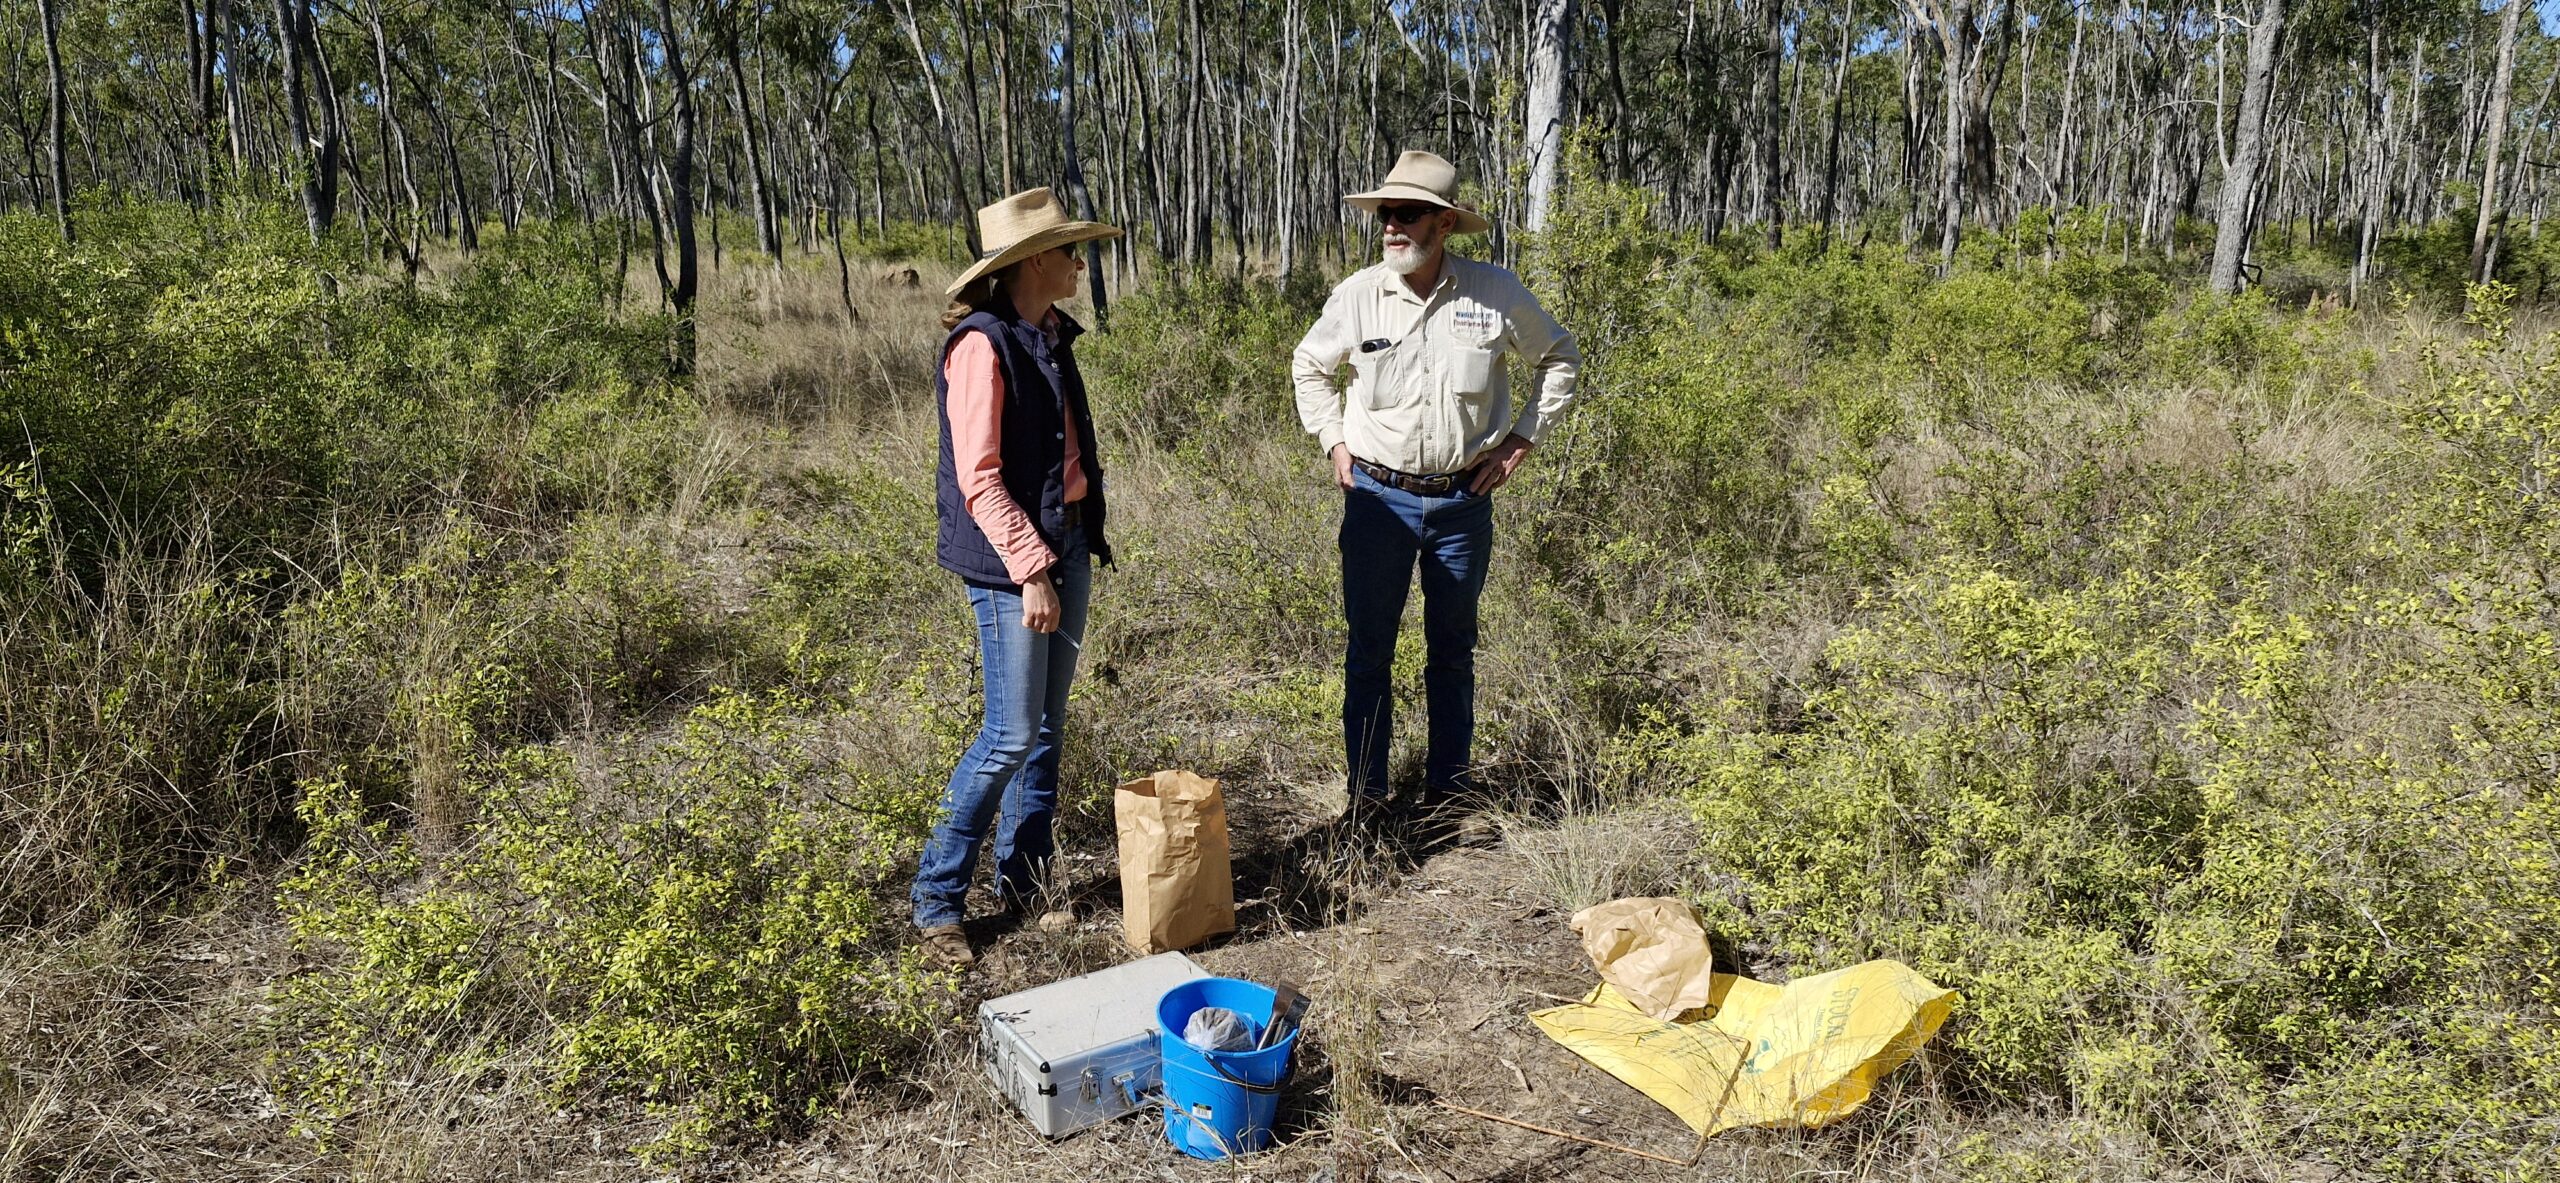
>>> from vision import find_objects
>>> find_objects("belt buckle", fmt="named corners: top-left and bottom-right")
top-left (1358, 457), bottom-right (1461, 496)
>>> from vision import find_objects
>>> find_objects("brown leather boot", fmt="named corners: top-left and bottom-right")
top-left (918, 924), bottom-right (975, 970)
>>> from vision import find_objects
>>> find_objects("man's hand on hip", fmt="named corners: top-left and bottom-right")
top-left (1330, 443), bottom-right (1357, 490)
top-left (1470, 434), bottom-right (1534, 494)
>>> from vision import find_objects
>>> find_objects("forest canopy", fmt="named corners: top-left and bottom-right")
top-left (10, 0), bottom-right (2560, 313)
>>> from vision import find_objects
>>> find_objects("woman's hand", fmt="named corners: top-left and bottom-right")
top-left (1021, 570), bottom-right (1062, 633)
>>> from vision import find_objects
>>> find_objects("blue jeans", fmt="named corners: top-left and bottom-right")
top-left (1340, 466), bottom-right (1493, 804)
top-left (911, 527), bottom-right (1091, 929)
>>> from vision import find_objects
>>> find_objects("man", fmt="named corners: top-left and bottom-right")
top-left (1291, 149), bottom-right (1580, 841)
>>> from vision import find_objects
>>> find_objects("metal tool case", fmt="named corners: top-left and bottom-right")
top-left (976, 951), bottom-right (1209, 1137)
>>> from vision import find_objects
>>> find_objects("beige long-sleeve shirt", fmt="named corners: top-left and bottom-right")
top-left (1291, 254), bottom-right (1580, 475)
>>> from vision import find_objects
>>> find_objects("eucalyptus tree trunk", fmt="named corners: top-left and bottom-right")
top-left (1818, 0), bottom-right (1856, 242)
top-left (863, 85), bottom-right (887, 232)
top-left (517, 22), bottom-right (563, 221)
top-left (897, 0), bottom-right (977, 253)
top-left (35, 0), bottom-right (72, 242)
top-left (950, 0), bottom-right (993, 204)
top-left (654, 0), bottom-right (699, 372)
top-left (2051, 0), bottom-right (2082, 205)
top-left (366, 0), bottom-right (423, 273)
top-left (1182, 0), bottom-right (1204, 263)
top-left (1758, 0), bottom-right (1785, 249)
top-left (212, 0), bottom-right (237, 168)
top-left (274, 0), bottom-right (340, 242)
top-left (1899, 9), bottom-right (1927, 244)
top-left (1929, 0), bottom-right (1975, 264)
top-left (1597, 0), bottom-right (1629, 181)
top-left (993, 14), bottom-right (1016, 194)
top-left (1523, 0), bottom-right (1571, 230)
top-left (183, 0), bottom-right (218, 203)
top-left (1062, 0), bottom-right (1108, 323)
top-left (2352, 12), bottom-right (2387, 305)
top-left (1274, 0), bottom-right (1302, 275)
top-left (2207, 0), bottom-right (2284, 294)
top-left (2469, 0), bottom-right (2524, 284)
top-left (721, 27), bottom-right (781, 265)
top-left (413, 30), bottom-right (477, 252)
top-left (808, 58), bottom-right (859, 322)
top-left (2213, 0), bottom-right (2231, 172)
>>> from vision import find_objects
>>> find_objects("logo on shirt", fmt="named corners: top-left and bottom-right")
top-left (1449, 304), bottom-right (1501, 341)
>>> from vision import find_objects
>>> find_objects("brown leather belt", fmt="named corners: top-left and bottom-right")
top-left (1062, 499), bottom-right (1087, 527)
top-left (1353, 456), bottom-right (1477, 496)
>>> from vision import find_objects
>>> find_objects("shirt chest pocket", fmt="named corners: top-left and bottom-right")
top-left (1447, 344), bottom-right (1501, 397)
top-left (1350, 346), bottom-right (1422, 411)
top-left (1440, 302), bottom-right (1508, 397)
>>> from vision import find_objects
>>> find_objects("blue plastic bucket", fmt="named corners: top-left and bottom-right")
top-left (1157, 977), bottom-right (1296, 1158)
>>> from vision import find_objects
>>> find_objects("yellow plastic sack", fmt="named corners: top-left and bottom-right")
top-left (1530, 960), bottom-right (1959, 1135)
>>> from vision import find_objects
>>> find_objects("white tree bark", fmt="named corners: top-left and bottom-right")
top-left (2469, 0), bottom-right (2524, 284)
top-left (1523, 0), bottom-right (1572, 231)
top-left (2207, 0), bottom-right (2283, 295)
top-left (1932, 0), bottom-right (1974, 263)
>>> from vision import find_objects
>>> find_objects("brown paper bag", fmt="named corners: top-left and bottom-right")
top-left (1570, 896), bottom-right (1715, 1020)
top-left (1115, 770), bottom-right (1236, 953)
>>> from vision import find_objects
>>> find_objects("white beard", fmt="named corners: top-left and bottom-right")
top-left (1383, 241), bottom-right (1430, 275)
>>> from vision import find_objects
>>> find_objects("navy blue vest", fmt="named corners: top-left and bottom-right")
top-left (933, 305), bottom-right (1112, 586)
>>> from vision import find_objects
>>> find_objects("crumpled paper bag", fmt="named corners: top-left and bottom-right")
top-left (1115, 770), bottom-right (1236, 953)
top-left (1570, 896), bottom-right (1714, 1020)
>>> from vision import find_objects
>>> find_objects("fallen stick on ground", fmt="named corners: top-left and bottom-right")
top-left (1433, 1100), bottom-right (1700, 1167)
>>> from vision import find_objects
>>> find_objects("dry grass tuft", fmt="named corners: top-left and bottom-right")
top-left (697, 262), bottom-right (951, 423)
top-left (1497, 804), bottom-right (1691, 915)
top-left (0, 917), bottom-right (148, 1178)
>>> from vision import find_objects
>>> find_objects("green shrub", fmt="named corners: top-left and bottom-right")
top-left (844, 219), bottom-right (969, 264)
top-left (278, 692), bottom-right (949, 1156)
top-left (0, 205), bottom-right (689, 919)
top-left (1639, 289), bottom-right (2560, 1173)
top-left (1079, 272), bottom-right (1314, 453)
top-left (748, 460), bottom-right (954, 693)
top-left (1519, 147), bottom-right (1805, 602)
top-left (285, 513), bottom-right (748, 834)
top-left (2142, 289), bottom-right (2309, 389)
top-left (1890, 271), bottom-right (2097, 403)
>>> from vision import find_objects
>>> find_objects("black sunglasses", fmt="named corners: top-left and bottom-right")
top-left (1377, 203), bottom-right (1444, 226)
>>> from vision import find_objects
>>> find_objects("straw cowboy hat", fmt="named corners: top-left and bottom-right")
top-left (947, 188), bottom-right (1123, 296)
top-left (1342, 150), bottom-right (1491, 236)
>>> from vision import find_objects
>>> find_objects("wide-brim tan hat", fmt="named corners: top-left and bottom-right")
top-left (947, 187), bottom-right (1124, 296)
top-left (1343, 150), bottom-right (1491, 235)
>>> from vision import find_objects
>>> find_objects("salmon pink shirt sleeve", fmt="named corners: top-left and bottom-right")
top-left (946, 332), bottom-right (1059, 584)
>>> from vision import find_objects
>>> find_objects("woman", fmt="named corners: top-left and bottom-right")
top-left (911, 189), bottom-right (1122, 970)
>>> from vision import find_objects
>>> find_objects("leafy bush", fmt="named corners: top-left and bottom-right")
top-left (1889, 270), bottom-right (2096, 403)
top-left (0, 207), bottom-right (685, 921)
top-left (1631, 284), bottom-right (2560, 1175)
top-left (2142, 289), bottom-right (2310, 389)
top-left (278, 692), bottom-right (949, 1156)
top-left (1079, 272), bottom-right (1316, 453)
